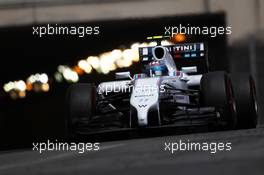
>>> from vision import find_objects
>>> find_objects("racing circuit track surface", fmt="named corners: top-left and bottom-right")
top-left (0, 126), bottom-right (264, 175)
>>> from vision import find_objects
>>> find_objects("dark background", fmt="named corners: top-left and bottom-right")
top-left (0, 13), bottom-right (237, 149)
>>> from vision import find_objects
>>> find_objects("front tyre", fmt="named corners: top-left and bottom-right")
top-left (200, 72), bottom-right (237, 129)
top-left (65, 83), bottom-right (96, 138)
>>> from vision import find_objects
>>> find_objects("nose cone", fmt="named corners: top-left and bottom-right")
top-left (138, 115), bottom-right (148, 127)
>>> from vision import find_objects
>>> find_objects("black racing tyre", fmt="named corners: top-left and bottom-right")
top-left (230, 73), bottom-right (258, 129)
top-left (66, 83), bottom-right (96, 137)
top-left (129, 106), bottom-right (138, 128)
top-left (200, 71), bottom-right (237, 129)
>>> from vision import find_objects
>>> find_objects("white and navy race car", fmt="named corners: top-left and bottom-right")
top-left (66, 37), bottom-right (258, 137)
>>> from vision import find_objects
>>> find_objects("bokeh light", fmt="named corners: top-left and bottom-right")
top-left (3, 39), bottom-right (174, 99)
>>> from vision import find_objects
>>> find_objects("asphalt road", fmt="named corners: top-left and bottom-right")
top-left (0, 126), bottom-right (264, 175)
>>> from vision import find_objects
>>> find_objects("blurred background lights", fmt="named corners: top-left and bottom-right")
top-left (16, 80), bottom-right (27, 91)
top-left (130, 43), bottom-right (140, 51)
top-left (18, 91), bottom-right (26, 98)
top-left (27, 73), bottom-right (49, 84)
top-left (172, 33), bottom-right (186, 43)
top-left (62, 67), bottom-right (79, 83)
top-left (41, 83), bottom-right (50, 92)
top-left (78, 60), bottom-right (92, 74)
top-left (3, 80), bottom-right (26, 93)
top-left (55, 65), bottom-right (79, 83)
top-left (73, 65), bottom-right (84, 75)
top-left (122, 49), bottom-right (135, 61)
top-left (161, 40), bottom-right (173, 46)
top-left (3, 39), bottom-right (174, 99)
top-left (99, 53), bottom-right (112, 74)
top-left (54, 72), bottom-right (64, 83)
top-left (139, 42), bottom-right (148, 47)
top-left (39, 74), bottom-right (49, 84)
top-left (111, 49), bottom-right (122, 60)
top-left (148, 41), bottom-right (158, 46)
top-left (87, 56), bottom-right (100, 70)
top-left (3, 80), bottom-right (27, 99)
top-left (3, 82), bottom-right (15, 92)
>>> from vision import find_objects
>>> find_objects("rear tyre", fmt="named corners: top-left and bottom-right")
top-left (200, 71), bottom-right (237, 129)
top-left (230, 73), bottom-right (258, 129)
top-left (65, 83), bottom-right (96, 138)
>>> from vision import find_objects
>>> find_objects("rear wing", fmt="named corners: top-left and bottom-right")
top-left (139, 42), bottom-right (209, 74)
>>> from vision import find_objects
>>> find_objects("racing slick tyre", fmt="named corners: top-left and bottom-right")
top-left (200, 71), bottom-right (237, 129)
top-left (66, 83), bottom-right (96, 138)
top-left (230, 73), bottom-right (258, 129)
top-left (130, 106), bottom-right (138, 128)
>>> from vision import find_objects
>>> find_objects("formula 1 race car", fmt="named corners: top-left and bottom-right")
top-left (65, 36), bottom-right (258, 138)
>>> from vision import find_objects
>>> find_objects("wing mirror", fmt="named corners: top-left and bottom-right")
top-left (115, 71), bottom-right (132, 80)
